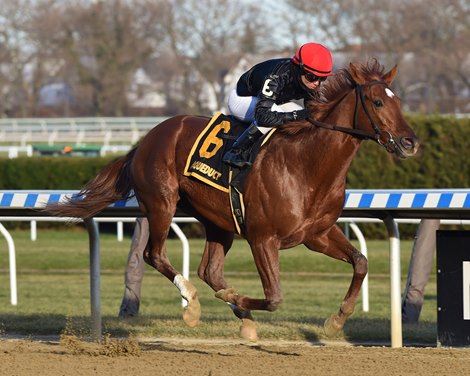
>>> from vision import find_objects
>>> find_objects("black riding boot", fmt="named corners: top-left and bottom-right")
top-left (223, 123), bottom-right (263, 168)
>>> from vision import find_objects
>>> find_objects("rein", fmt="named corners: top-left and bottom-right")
top-left (308, 80), bottom-right (397, 152)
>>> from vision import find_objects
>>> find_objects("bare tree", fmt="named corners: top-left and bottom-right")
top-left (39, 0), bottom-right (167, 116)
top-left (26, 0), bottom-right (74, 116)
top-left (286, 0), bottom-right (470, 113)
top-left (1, 0), bottom-right (468, 117)
top-left (155, 0), bottom-right (272, 115)
top-left (0, 0), bottom-right (45, 116)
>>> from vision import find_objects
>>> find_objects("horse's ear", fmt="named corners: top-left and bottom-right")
top-left (383, 64), bottom-right (398, 86)
top-left (349, 63), bottom-right (366, 85)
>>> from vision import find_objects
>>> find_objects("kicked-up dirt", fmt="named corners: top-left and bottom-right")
top-left (1, 336), bottom-right (470, 376)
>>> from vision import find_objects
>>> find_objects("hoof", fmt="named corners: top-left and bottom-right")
top-left (323, 315), bottom-right (343, 338)
top-left (240, 318), bottom-right (258, 342)
top-left (215, 287), bottom-right (238, 303)
top-left (182, 297), bottom-right (201, 328)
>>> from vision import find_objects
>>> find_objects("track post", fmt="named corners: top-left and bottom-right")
top-left (84, 218), bottom-right (102, 342)
top-left (383, 216), bottom-right (402, 348)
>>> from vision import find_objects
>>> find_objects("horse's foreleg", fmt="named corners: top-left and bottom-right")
top-left (197, 225), bottom-right (258, 341)
top-left (216, 238), bottom-right (282, 313)
top-left (305, 225), bottom-right (368, 337)
top-left (197, 225), bottom-right (233, 292)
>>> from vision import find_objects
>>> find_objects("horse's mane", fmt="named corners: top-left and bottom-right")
top-left (280, 58), bottom-right (386, 136)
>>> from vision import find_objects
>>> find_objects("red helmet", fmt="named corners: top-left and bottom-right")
top-left (292, 43), bottom-right (333, 77)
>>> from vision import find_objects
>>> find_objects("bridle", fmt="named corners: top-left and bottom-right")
top-left (308, 80), bottom-right (398, 153)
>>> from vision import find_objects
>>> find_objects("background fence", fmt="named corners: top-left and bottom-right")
top-left (0, 117), bottom-right (168, 157)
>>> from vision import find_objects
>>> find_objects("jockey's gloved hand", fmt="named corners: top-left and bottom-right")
top-left (285, 109), bottom-right (308, 122)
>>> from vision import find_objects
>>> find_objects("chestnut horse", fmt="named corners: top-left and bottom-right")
top-left (47, 59), bottom-right (419, 341)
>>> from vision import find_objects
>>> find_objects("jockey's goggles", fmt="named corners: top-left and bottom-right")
top-left (304, 71), bottom-right (327, 83)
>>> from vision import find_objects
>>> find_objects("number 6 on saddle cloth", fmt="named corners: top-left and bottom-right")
top-left (183, 112), bottom-right (275, 234)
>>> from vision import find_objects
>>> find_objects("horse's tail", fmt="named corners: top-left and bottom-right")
top-left (45, 147), bottom-right (137, 219)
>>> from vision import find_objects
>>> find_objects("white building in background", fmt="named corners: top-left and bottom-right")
top-left (38, 82), bottom-right (73, 107)
top-left (127, 68), bottom-right (166, 109)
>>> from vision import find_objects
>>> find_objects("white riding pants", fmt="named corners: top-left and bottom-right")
top-left (227, 89), bottom-right (304, 134)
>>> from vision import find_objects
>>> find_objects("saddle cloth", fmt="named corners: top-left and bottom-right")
top-left (184, 112), bottom-right (243, 192)
top-left (183, 112), bottom-right (276, 234)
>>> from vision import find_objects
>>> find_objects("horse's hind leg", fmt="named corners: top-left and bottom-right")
top-left (197, 223), bottom-right (258, 341)
top-left (143, 202), bottom-right (201, 328)
top-left (119, 217), bottom-right (148, 318)
top-left (305, 225), bottom-right (368, 337)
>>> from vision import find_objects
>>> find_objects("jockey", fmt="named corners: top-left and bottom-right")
top-left (223, 42), bottom-right (333, 168)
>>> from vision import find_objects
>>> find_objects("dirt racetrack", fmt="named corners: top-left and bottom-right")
top-left (1, 337), bottom-right (470, 376)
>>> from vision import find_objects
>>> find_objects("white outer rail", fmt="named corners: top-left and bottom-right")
top-left (349, 222), bottom-right (369, 312)
top-left (7, 216), bottom-right (467, 311)
top-left (0, 222), bottom-right (17, 305)
top-left (2, 216), bottom-right (371, 312)
top-left (0, 216), bottom-right (192, 310)
top-left (3, 215), bottom-right (470, 345)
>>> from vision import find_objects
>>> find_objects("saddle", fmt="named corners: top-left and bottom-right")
top-left (183, 112), bottom-right (275, 234)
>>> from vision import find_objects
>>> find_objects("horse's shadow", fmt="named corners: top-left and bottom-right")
top-left (260, 315), bottom-right (436, 346)
top-left (0, 313), bottom-right (437, 347)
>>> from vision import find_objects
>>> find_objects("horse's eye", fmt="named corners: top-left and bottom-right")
top-left (373, 99), bottom-right (383, 108)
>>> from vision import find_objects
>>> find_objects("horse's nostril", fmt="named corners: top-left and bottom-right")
top-left (400, 137), bottom-right (415, 150)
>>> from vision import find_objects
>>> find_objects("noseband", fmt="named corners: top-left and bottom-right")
top-left (309, 80), bottom-right (397, 152)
